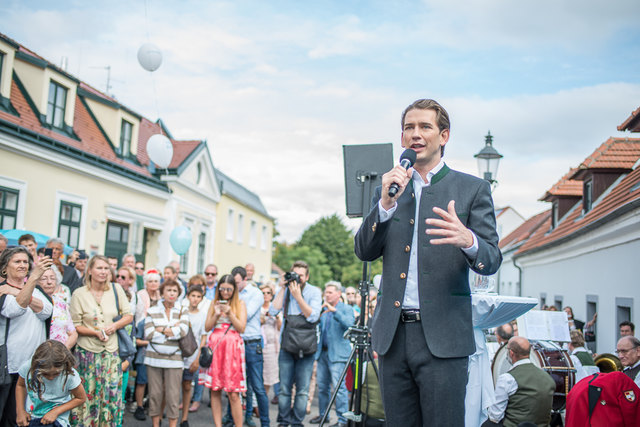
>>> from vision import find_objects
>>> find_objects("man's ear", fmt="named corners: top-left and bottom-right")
top-left (440, 128), bottom-right (450, 145)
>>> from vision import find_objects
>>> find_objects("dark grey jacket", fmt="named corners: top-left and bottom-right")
top-left (354, 165), bottom-right (502, 358)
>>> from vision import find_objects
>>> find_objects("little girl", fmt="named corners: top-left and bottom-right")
top-left (15, 340), bottom-right (87, 427)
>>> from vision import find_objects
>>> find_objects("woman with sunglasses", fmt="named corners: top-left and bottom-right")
top-left (259, 282), bottom-right (281, 404)
top-left (200, 274), bottom-right (247, 427)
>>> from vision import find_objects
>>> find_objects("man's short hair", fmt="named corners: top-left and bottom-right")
top-left (164, 265), bottom-right (177, 275)
top-left (508, 337), bottom-right (531, 358)
top-left (292, 260), bottom-right (309, 276)
top-left (18, 234), bottom-right (36, 245)
top-left (620, 336), bottom-right (640, 348)
top-left (401, 99), bottom-right (450, 157)
top-left (324, 280), bottom-right (342, 293)
top-left (122, 253), bottom-right (135, 263)
top-left (46, 237), bottom-right (64, 247)
top-left (620, 321), bottom-right (635, 333)
top-left (496, 324), bottom-right (514, 341)
top-left (231, 266), bottom-right (247, 280)
top-left (570, 329), bottom-right (585, 348)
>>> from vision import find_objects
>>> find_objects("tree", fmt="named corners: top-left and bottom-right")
top-left (273, 242), bottom-right (333, 287)
top-left (298, 214), bottom-right (358, 282)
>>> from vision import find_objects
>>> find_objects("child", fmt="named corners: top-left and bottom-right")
top-left (15, 340), bottom-right (86, 427)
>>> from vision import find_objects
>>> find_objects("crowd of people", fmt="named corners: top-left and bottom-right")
top-left (0, 234), bottom-right (372, 427)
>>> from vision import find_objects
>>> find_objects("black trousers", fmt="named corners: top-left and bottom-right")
top-left (379, 321), bottom-right (468, 427)
top-left (0, 373), bottom-right (19, 427)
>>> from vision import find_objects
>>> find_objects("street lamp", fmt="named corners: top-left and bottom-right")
top-left (474, 131), bottom-right (503, 185)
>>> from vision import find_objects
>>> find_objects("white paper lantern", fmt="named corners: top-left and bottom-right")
top-left (146, 134), bottom-right (173, 168)
top-left (137, 43), bottom-right (163, 72)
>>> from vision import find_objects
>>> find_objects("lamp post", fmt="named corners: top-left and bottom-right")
top-left (474, 131), bottom-right (503, 186)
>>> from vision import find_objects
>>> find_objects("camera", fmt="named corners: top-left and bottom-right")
top-left (283, 271), bottom-right (300, 286)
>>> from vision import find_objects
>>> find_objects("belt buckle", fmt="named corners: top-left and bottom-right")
top-left (402, 309), bottom-right (420, 323)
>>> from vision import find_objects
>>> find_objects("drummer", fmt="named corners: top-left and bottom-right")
top-left (484, 336), bottom-right (556, 427)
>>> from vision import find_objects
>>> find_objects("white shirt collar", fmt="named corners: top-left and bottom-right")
top-left (512, 358), bottom-right (532, 368)
top-left (412, 159), bottom-right (445, 186)
top-left (625, 360), bottom-right (640, 370)
top-left (571, 346), bottom-right (588, 355)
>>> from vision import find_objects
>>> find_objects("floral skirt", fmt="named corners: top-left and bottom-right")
top-left (199, 326), bottom-right (246, 392)
top-left (70, 347), bottom-right (123, 427)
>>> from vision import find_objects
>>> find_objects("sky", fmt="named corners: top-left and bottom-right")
top-left (2, 0), bottom-right (639, 242)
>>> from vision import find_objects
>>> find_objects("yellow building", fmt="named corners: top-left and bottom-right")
top-left (0, 33), bottom-right (273, 277)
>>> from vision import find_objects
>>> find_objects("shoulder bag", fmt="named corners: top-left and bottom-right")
top-left (178, 308), bottom-right (198, 358)
top-left (280, 289), bottom-right (319, 359)
top-left (112, 284), bottom-right (136, 359)
top-left (0, 294), bottom-right (11, 385)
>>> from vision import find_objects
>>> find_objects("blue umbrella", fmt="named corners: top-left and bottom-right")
top-left (0, 229), bottom-right (74, 255)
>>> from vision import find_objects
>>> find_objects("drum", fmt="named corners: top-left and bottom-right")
top-left (492, 340), bottom-right (576, 411)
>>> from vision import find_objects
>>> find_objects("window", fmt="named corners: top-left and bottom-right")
top-left (616, 297), bottom-right (633, 340)
top-left (58, 201), bottom-right (82, 248)
top-left (196, 162), bottom-right (202, 185)
top-left (261, 225), bottom-right (268, 251)
top-left (0, 186), bottom-right (19, 229)
top-left (119, 119), bottom-right (133, 157)
top-left (46, 81), bottom-right (67, 129)
top-left (551, 201), bottom-right (558, 229)
top-left (105, 221), bottom-right (129, 262)
top-left (0, 52), bottom-right (4, 89)
top-left (554, 296), bottom-right (563, 311)
top-left (249, 220), bottom-right (257, 247)
top-left (226, 209), bottom-right (234, 241)
top-left (197, 232), bottom-right (206, 273)
top-left (583, 180), bottom-right (593, 213)
top-left (237, 213), bottom-right (244, 244)
top-left (180, 250), bottom-right (189, 275)
top-left (540, 292), bottom-right (547, 309)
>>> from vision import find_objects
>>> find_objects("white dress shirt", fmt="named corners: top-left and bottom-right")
top-left (487, 359), bottom-right (532, 423)
top-left (378, 160), bottom-right (478, 309)
top-left (570, 347), bottom-right (600, 382)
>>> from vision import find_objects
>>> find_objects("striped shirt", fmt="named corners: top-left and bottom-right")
top-left (144, 301), bottom-right (189, 368)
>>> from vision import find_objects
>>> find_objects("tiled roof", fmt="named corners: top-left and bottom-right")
top-left (570, 138), bottom-right (640, 180)
top-left (618, 106), bottom-right (640, 132)
top-left (515, 163), bottom-right (640, 256)
top-left (136, 117), bottom-right (203, 169)
top-left (539, 168), bottom-right (582, 201)
top-left (499, 210), bottom-right (551, 250)
top-left (215, 169), bottom-right (271, 218)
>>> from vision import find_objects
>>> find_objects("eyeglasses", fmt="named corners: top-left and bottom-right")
top-left (615, 346), bottom-right (639, 355)
top-left (262, 291), bottom-right (272, 295)
top-left (219, 287), bottom-right (234, 293)
top-left (117, 275), bottom-right (128, 280)
top-left (135, 267), bottom-right (144, 271)
top-left (205, 272), bottom-right (217, 276)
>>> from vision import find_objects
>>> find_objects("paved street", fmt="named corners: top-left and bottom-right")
top-left (123, 390), bottom-right (323, 427)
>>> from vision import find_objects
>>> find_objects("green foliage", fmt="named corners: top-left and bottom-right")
top-left (274, 214), bottom-right (381, 289)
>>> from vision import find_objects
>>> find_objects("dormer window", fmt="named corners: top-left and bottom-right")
top-left (0, 52), bottom-right (4, 88)
top-left (46, 80), bottom-right (67, 129)
top-left (583, 179), bottom-right (593, 213)
top-left (119, 119), bottom-right (133, 157)
top-left (551, 201), bottom-right (558, 229)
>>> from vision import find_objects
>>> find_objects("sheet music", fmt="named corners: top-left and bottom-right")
top-left (517, 310), bottom-right (570, 342)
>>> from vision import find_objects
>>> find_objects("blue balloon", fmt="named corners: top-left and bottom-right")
top-left (170, 226), bottom-right (192, 255)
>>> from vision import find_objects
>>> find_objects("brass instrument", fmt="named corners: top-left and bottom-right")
top-left (594, 353), bottom-right (622, 372)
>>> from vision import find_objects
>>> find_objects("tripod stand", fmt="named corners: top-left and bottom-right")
top-left (317, 260), bottom-right (379, 427)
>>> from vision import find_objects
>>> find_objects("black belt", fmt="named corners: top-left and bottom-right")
top-left (401, 309), bottom-right (421, 323)
top-left (244, 338), bottom-right (261, 344)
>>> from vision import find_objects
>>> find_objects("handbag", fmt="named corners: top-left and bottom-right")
top-left (112, 284), bottom-right (136, 360)
top-left (200, 323), bottom-right (232, 368)
top-left (280, 289), bottom-right (318, 359)
top-left (0, 294), bottom-right (11, 385)
top-left (178, 309), bottom-right (198, 357)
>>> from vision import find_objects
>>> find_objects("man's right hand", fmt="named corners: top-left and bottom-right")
top-left (381, 165), bottom-right (413, 210)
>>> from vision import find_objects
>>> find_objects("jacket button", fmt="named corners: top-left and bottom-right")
top-left (404, 245), bottom-right (410, 253)
top-left (394, 301), bottom-right (400, 308)
top-left (411, 192), bottom-right (415, 198)
top-left (371, 222), bottom-right (377, 232)
top-left (409, 219), bottom-right (415, 225)
top-left (400, 273), bottom-right (406, 279)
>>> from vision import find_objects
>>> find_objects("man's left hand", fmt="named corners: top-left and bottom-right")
top-left (289, 282), bottom-right (303, 301)
top-left (425, 200), bottom-right (473, 249)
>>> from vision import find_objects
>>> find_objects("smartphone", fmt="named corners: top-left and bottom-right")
top-left (101, 330), bottom-right (107, 340)
top-left (44, 248), bottom-right (53, 258)
top-left (219, 300), bottom-right (228, 304)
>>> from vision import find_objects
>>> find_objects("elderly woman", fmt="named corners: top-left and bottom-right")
top-left (144, 279), bottom-right (189, 427)
top-left (131, 269), bottom-right (162, 421)
top-left (70, 255), bottom-right (133, 427)
top-left (39, 266), bottom-right (78, 349)
top-left (260, 282), bottom-right (281, 402)
top-left (0, 246), bottom-right (53, 425)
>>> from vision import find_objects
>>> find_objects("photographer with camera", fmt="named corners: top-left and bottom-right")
top-left (270, 261), bottom-right (322, 427)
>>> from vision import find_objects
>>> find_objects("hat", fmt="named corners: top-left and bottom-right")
top-left (77, 250), bottom-right (88, 260)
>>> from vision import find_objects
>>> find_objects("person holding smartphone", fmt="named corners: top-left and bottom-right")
top-left (200, 274), bottom-right (247, 427)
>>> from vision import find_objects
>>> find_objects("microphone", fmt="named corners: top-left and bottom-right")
top-left (388, 149), bottom-right (417, 198)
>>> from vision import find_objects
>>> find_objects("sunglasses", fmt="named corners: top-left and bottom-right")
top-left (205, 272), bottom-right (218, 276)
top-left (117, 275), bottom-right (129, 280)
top-left (219, 287), bottom-right (234, 293)
top-left (135, 267), bottom-right (144, 270)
